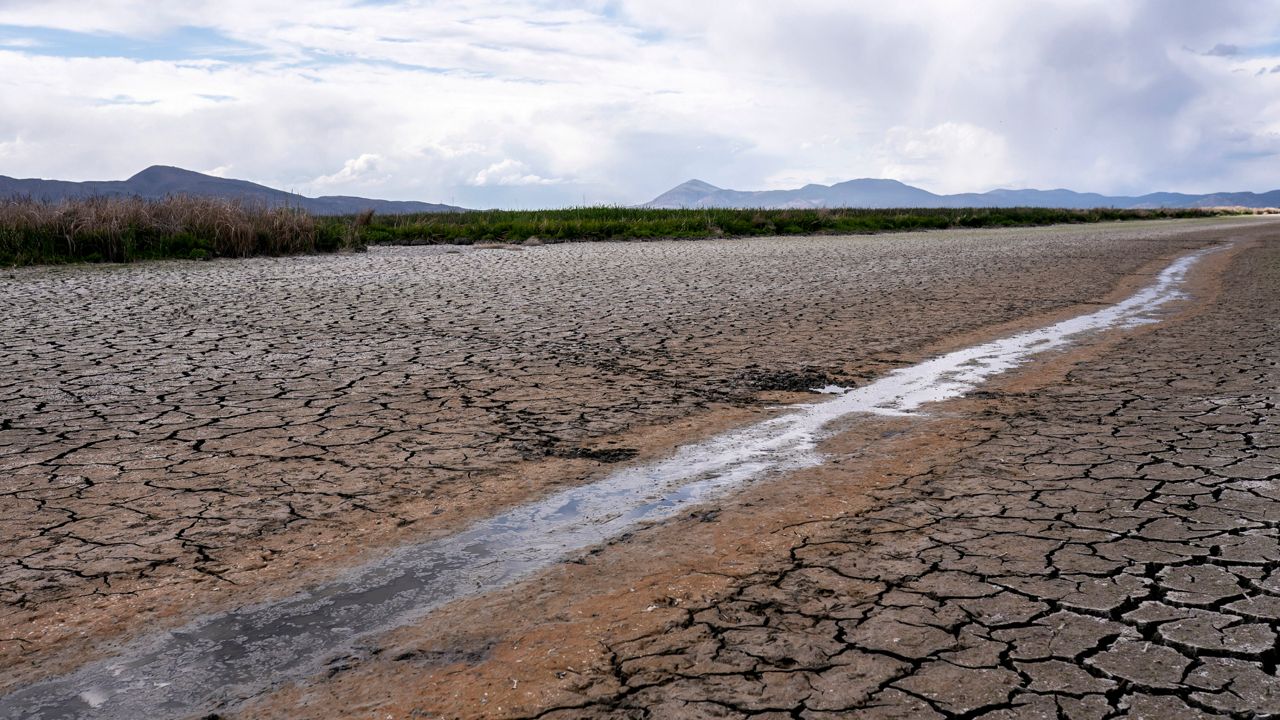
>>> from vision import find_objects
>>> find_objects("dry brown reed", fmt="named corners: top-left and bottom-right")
top-left (0, 195), bottom-right (341, 265)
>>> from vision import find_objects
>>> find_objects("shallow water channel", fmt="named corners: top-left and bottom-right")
top-left (0, 243), bottom-right (1225, 719)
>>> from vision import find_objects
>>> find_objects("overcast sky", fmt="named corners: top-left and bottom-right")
top-left (1, 1), bottom-right (1278, 208)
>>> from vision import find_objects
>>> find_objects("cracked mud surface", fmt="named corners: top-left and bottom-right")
top-left (0, 219), bottom-right (1272, 704)
top-left (233, 226), bottom-right (1278, 719)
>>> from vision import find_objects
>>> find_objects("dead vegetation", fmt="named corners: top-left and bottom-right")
top-left (0, 195), bottom-right (351, 265)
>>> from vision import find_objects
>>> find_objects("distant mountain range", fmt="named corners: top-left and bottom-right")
top-left (646, 178), bottom-right (1280, 210)
top-left (0, 166), bottom-right (462, 215)
top-left (8, 167), bottom-right (1278, 213)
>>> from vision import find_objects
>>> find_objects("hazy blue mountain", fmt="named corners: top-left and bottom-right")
top-left (0, 165), bottom-right (463, 215)
top-left (647, 179), bottom-right (725, 208)
top-left (645, 178), bottom-right (1280, 209)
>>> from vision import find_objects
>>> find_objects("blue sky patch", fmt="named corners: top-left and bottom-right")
top-left (0, 24), bottom-right (269, 62)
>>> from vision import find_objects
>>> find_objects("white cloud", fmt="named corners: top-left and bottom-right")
top-left (0, 135), bottom-right (24, 159)
top-left (469, 159), bottom-right (560, 187)
top-left (311, 153), bottom-right (389, 188)
top-left (877, 123), bottom-right (1014, 193)
top-left (0, 0), bottom-right (1277, 205)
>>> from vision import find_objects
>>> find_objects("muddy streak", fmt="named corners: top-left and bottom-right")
top-left (0, 242), bottom-right (1229, 720)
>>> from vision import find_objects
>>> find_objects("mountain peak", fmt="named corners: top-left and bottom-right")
top-left (676, 179), bottom-right (722, 192)
top-left (644, 178), bottom-right (725, 208)
top-left (127, 165), bottom-right (211, 183)
top-left (832, 178), bottom-right (911, 188)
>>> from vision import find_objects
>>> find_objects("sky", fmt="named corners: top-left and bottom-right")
top-left (0, 0), bottom-right (1278, 208)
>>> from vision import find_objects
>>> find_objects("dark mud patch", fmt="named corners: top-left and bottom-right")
top-left (391, 642), bottom-right (495, 669)
top-left (737, 366), bottom-right (843, 393)
top-left (550, 447), bottom-right (640, 463)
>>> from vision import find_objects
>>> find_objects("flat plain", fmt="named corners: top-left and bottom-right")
top-left (1, 217), bottom-right (1276, 718)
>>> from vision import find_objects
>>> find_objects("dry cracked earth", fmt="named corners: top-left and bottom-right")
top-left (1, 218), bottom-right (1277, 718)
top-left (486, 234), bottom-right (1279, 719)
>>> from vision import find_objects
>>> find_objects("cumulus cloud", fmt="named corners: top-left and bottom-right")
top-left (469, 159), bottom-right (560, 187)
top-left (312, 153), bottom-right (389, 188)
top-left (0, 0), bottom-right (1278, 205)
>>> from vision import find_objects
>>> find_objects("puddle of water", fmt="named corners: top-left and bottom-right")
top-left (0, 244), bottom-right (1223, 720)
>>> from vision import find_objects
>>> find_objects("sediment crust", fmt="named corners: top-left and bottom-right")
top-left (0, 218), bottom-right (1272, 700)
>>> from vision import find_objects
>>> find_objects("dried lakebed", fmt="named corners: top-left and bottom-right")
top-left (10, 220), bottom-right (1247, 683)
top-left (0, 241), bottom-right (1236, 718)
